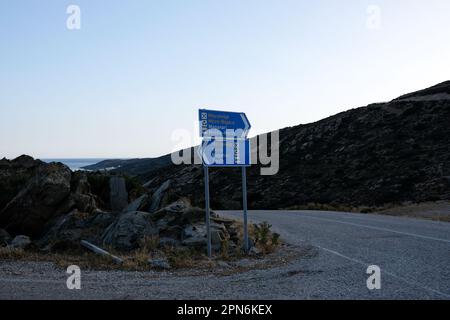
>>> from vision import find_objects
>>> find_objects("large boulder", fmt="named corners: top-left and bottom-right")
top-left (49, 171), bottom-right (99, 221)
top-left (181, 223), bottom-right (207, 247)
top-left (38, 209), bottom-right (115, 252)
top-left (148, 253), bottom-right (171, 270)
top-left (148, 199), bottom-right (221, 243)
top-left (123, 194), bottom-right (149, 213)
top-left (72, 171), bottom-right (91, 194)
top-left (102, 211), bottom-right (157, 251)
top-left (0, 163), bottom-right (72, 237)
top-left (152, 199), bottom-right (190, 227)
top-left (70, 172), bottom-right (97, 213)
top-left (109, 177), bottom-right (128, 212)
top-left (10, 155), bottom-right (41, 169)
top-left (181, 222), bottom-right (229, 250)
top-left (0, 155), bottom-right (44, 212)
top-left (0, 228), bottom-right (11, 247)
top-left (148, 180), bottom-right (171, 212)
top-left (152, 199), bottom-right (211, 224)
top-left (10, 235), bottom-right (32, 249)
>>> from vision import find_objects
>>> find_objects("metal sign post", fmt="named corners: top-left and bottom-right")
top-left (242, 166), bottom-right (249, 253)
top-left (204, 166), bottom-right (212, 258)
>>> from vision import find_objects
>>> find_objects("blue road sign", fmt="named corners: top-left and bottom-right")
top-left (199, 109), bottom-right (251, 138)
top-left (200, 138), bottom-right (251, 167)
top-left (199, 109), bottom-right (252, 257)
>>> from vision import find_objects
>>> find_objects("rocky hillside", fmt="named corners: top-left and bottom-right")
top-left (82, 155), bottom-right (172, 176)
top-left (136, 81), bottom-right (450, 210)
top-left (0, 156), bottom-right (262, 261)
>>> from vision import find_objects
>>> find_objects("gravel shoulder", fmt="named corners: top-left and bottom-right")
top-left (1, 210), bottom-right (449, 300)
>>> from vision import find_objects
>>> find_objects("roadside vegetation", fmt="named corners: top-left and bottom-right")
top-left (0, 221), bottom-right (282, 272)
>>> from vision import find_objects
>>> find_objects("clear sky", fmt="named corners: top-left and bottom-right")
top-left (1, 0), bottom-right (450, 159)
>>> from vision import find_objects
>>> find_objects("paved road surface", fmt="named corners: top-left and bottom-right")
top-left (220, 210), bottom-right (450, 299)
top-left (0, 210), bottom-right (449, 299)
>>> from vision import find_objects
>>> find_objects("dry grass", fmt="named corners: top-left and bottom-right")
top-left (0, 243), bottom-right (210, 272)
top-left (0, 221), bottom-right (282, 271)
top-left (0, 247), bottom-right (29, 260)
top-left (0, 246), bottom-right (121, 270)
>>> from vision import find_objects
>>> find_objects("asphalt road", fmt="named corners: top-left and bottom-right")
top-left (0, 210), bottom-right (449, 300)
top-left (220, 210), bottom-right (450, 299)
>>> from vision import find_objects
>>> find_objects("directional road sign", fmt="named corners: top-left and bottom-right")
top-left (199, 109), bottom-right (251, 139)
top-left (199, 108), bottom-right (251, 258)
top-left (200, 138), bottom-right (251, 167)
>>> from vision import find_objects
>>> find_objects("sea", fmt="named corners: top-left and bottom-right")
top-left (41, 159), bottom-right (108, 171)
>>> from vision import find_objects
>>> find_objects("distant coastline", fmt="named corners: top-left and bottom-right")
top-left (41, 159), bottom-right (109, 171)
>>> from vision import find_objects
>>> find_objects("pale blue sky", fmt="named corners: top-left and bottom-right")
top-left (1, 0), bottom-right (449, 158)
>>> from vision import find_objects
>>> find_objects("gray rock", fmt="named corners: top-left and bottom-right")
top-left (148, 256), bottom-right (171, 270)
top-left (123, 194), bottom-right (148, 213)
top-left (216, 261), bottom-right (231, 268)
top-left (148, 180), bottom-right (171, 212)
top-left (89, 210), bottom-right (115, 228)
top-left (181, 222), bottom-right (229, 250)
top-left (38, 209), bottom-right (113, 251)
top-left (59, 171), bottom-right (97, 214)
top-left (72, 171), bottom-right (91, 195)
top-left (211, 230), bottom-right (224, 249)
top-left (0, 228), bottom-right (11, 247)
top-left (211, 222), bottom-right (227, 233)
top-left (102, 211), bottom-right (157, 251)
top-left (233, 258), bottom-right (253, 268)
top-left (72, 193), bottom-right (97, 213)
top-left (142, 178), bottom-right (156, 188)
top-left (109, 177), bottom-right (128, 212)
top-left (211, 217), bottom-right (235, 226)
top-left (181, 206), bottom-right (208, 222)
top-left (244, 238), bottom-right (256, 252)
top-left (0, 156), bottom-right (44, 212)
top-left (159, 226), bottom-right (183, 240)
top-left (182, 236), bottom-right (207, 248)
top-left (249, 246), bottom-right (262, 256)
top-left (158, 237), bottom-right (181, 248)
top-left (11, 155), bottom-right (40, 169)
top-left (152, 199), bottom-right (191, 230)
top-left (81, 240), bottom-right (123, 264)
top-left (10, 235), bottom-right (32, 249)
top-left (38, 211), bottom-right (75, 248)
top-left (183, 223), bottom-right (207, 239)
top-left (0, 163), bottom-right (72, 237)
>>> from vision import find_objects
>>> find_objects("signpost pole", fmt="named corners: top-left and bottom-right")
top-left (242, 166), bottom-right (249, 253)
top-left (204, 166), bottom-right (212, 258)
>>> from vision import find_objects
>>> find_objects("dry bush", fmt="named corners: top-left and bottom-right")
top-left (252, 221), bottom-right (281, 254)
top-left (0, 247), bottom-right (27, 260)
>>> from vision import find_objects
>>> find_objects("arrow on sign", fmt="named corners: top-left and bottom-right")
top-left (199, 138), bottom-right (251, 167)
top-left (199, 109), bottom-right (251, 138)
